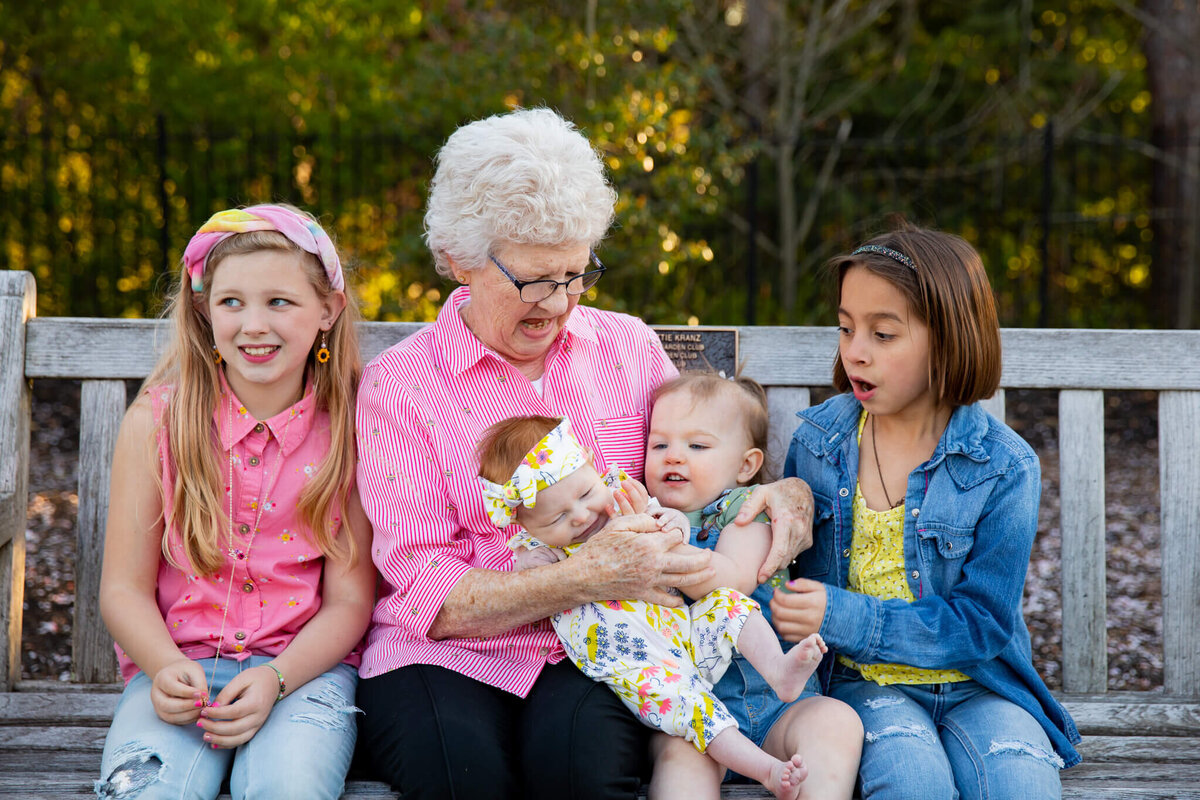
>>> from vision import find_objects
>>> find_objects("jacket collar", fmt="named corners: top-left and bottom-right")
top-left (797, 393), bottom-right (991, 464)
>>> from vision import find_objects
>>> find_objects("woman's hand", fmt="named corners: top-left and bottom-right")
top-left (198, 665), bottom-right (281, 749)
top-left (150, 658), bottom-right (210, 726)
top-left (573, 513), bottom-right (713, 607)
top-left (769, 578), bottom-right (828, 641)
top-left (734, 477), bottom-right (815, 584)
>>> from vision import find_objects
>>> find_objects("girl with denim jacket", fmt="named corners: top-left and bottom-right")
top-left (772, 228), bottom-right (1081, 799)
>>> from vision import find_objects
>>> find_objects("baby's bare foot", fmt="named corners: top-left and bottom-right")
top-left (766, 753), bottom-right (808, 800)
top-left (771, 633), bottom-right (827, 701)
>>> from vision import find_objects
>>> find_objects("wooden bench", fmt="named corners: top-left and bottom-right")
top-left (2, 268), bottom-right (1199, 798)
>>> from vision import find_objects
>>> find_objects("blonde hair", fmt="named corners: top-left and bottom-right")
top-left (145, 207), bottom-right (362, 576)
top-left (650, 373), bottom-right (771, 484)
top-left (829, 226), bottom-right (1001, 406)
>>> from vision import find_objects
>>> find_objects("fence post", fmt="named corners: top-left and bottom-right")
top-left (0, 271), bottom-right (35, 690)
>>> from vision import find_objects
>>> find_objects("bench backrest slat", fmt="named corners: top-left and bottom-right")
top-left (0, 272), bottom-right (35, 689)
top-left (7, 270), bottom-right (1200, 696)
top-left (1058, 389), bottom-right (1108, 693)
top-left (75, 381), bottom-right (126, 684)
top-left (1160, 390), bottom-right (1200, 696)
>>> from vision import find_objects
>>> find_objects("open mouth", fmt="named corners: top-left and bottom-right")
top-left (522, 318), bottom-right (553, 331)
top-left (662, 472), bottom-right (688, 484)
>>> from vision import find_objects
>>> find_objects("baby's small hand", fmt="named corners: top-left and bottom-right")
top-left (652, 507), bottom-right (690, 539)
top-left (513, 546), bottom-right (560, 571)
top-left (615, 477), bottom-right (651, 515)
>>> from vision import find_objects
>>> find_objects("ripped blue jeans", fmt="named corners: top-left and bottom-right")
top-left (96, 657), bottom-right (358, 800)
top-left (829, 663), bottom-right (1063, 800)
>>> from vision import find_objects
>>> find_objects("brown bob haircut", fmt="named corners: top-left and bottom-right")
top-left (830, 226), bottom-right (1002, 407)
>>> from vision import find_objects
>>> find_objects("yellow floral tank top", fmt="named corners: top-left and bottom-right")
top-left (837, 412), bottom-right (969, 686)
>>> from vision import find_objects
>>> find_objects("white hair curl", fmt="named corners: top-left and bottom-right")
top-left (423, 107), bottom-right (617, 278)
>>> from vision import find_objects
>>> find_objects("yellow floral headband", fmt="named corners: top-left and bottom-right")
top-left (481, 417), bottom-right (588, 528)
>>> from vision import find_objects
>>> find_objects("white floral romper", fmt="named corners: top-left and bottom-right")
top-left (509, 471), bottom-right (758, 752)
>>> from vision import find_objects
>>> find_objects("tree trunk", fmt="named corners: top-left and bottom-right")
top-left (1144, 0), bottom-right (1200, 328)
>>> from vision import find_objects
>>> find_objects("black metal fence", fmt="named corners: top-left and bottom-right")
top-left (0, 117), bottom-right (1164, 327)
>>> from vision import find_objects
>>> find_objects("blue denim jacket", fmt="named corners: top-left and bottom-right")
top-left (785, 393), bottom-right (1081, 767)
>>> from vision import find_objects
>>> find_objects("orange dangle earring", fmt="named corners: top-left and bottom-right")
top-left (212, 344), bottom-right (222, 364)
top-left (316, 331), bottom-right (330, 364)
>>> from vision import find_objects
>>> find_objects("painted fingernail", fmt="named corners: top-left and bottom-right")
top-left (194, 700), bottom-right (203, 708)
top-left (196, 720), bottom-right (203, 727)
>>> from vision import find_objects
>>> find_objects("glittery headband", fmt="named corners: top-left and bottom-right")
top-left (852, 244), bottom-right (916, 271)
top-left (480, 417), bottom-right (589, 528)
top-left (182, 205), bottom-right (345, 293)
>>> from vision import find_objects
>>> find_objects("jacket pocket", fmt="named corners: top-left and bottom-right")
top-left (917, 524), bottom-right (975, 559)
top-left (593, 414), bottom-right (648, 479)
top-left (793, 495), bottom-right (835, 580)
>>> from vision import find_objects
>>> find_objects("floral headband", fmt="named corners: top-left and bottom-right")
top-left (182, 204), bottom-right (345, 293)
top-left (481, 417), bottom-right (589, 528)
top-left (852, 244), bottom-right (916, 271)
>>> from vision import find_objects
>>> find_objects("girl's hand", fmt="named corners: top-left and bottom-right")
top-left (769, 578), bottom-right (828, 641)
top-left (198, 665), bottom-right (280, 749)
top-left (150, 658), bottom-right (210, 726)
top-left (734, 478), bottom-right (815, 584)
top-left (615, 476), bottom-right (651, 515)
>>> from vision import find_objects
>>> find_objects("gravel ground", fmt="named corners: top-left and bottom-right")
top-left (21, 382), bottom-right (1164, 690)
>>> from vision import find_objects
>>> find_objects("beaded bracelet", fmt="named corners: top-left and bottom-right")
top-left (263, 663), bottom-right (286, 703)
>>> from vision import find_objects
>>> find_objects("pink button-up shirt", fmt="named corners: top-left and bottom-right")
top-left (116, 381), bottom-right (360, 683)
top-left (356, 286), bottom-right (676, 695)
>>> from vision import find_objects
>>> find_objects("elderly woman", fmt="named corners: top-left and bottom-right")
top-left (354, 108), bottom-right (817, 799)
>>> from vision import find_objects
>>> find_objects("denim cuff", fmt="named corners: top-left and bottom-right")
top-left (823, 584), bottom-right (881, 660)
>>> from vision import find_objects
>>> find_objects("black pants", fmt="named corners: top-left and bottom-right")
top-left (356, 660), bottom-right (649, 799)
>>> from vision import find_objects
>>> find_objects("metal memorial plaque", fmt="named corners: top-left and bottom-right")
top-left (653, 327), bottom-right (739, 377)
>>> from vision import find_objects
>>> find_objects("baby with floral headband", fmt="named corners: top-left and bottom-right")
top-left (477, 415), bottom-right (826, 800)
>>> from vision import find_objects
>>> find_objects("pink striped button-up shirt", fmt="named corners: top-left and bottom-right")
top-left (356, 286), bottom-right (677, 695)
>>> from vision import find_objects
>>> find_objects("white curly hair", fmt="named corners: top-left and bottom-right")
top-left (423, 107), bottom-right (617, 278)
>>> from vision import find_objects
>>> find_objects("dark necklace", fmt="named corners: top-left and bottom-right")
top-left (870, 413), bottom-right (903, 509)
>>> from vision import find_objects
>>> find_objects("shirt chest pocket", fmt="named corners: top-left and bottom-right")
top-left (593, 414), bottom-right (647, 480)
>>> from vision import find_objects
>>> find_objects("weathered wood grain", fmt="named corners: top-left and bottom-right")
top-left (0, 271), bottom-right (35, 692)
top-left (26, 319), bottom-right (1200, 389)
top-left (1059, 389), bottom-right (1108, 694)
top-left (765, 386), bottom-right (810, 479)
top-left (1160, 390), bottom-right (1200, 698)
top-left (74, 381), bottom-right (125, 684)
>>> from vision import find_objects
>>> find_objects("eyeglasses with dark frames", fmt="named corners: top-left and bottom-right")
top-left (488, 250), bottom-right (607, 303)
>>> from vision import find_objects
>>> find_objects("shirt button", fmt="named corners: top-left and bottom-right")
top-left (911, 570), bottom-right (920, 580)
top-left (839, 488), bottom-right (849, 497)
top-left (248, 456), bottom-right (260, 467)
top-left (253, 423), bottom-right (265, 433)
top-left (242, 582), bottom-right (254, 593)
top-left (234, 631), bottom-right (246, 640)
top-left (539, 647), bottom-right (549, 657)
top-left (239, 523), bottom-right (250, 534)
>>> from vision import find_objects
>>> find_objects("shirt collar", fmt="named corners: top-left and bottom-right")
top-left (215, 370), bottom-right (316, 457)
top-left (434, 285), bottom-right (599, 377)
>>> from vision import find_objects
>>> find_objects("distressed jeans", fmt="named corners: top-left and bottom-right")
top-left (96, 657), bottom-right (358, 800)
top-left (829, 664), bottom-right (1063, 800)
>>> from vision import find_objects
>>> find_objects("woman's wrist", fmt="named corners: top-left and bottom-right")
top-left (262, 663), bottom-right (286, 703)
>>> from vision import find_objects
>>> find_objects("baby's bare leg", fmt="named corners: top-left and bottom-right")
top-left (705, 727), bottom-right (807, 800)
top-left (647, 732), bottom-right (722, 800)
top-left (736, 612), bottom-right (827, 702)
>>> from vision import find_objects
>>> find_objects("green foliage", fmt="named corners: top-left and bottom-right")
top-left (0, 0), bottom-right (1162, 327)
